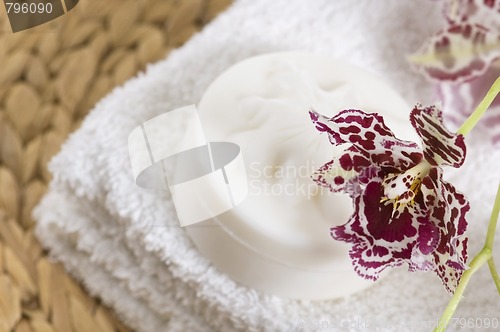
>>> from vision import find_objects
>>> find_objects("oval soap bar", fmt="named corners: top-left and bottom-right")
top-left (186, 52), bottom-right (418, 300)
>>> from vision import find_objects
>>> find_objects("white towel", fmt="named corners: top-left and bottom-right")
top-left (34, 0), bottom-right (500, 331)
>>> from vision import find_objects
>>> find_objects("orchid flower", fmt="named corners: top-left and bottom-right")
top-left (310, 105), bottom-right (470, 292)
top-left (410, 0), bottom-right (500, 83)
top-left (410, 0), bottom-right (500, 143)
top-left (309, 77), bottom-right (500, 331)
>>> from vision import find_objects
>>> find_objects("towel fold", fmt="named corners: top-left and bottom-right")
top-left (35, 0), bottom-right (500, 331)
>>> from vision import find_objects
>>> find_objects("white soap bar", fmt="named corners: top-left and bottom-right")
top-left (186, 52), bottom-right (418, 300)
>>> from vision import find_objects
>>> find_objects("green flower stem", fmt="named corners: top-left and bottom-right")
top-left (485, 182), bottom-right (500, 249)
top-left (486, 182), bottom-right (500, 294)
top-left (434, 248), bottom-right (492, 332)
top-left (434, 183), bottom-right (500, 332)
top-left (488, 258), bottom-right (500, 295)
top-left (457, 76), bottom-right (500, 136)
top-left (434, 75), bottom-right (500, 331)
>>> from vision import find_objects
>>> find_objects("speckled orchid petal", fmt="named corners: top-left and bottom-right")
top-left (310, 110), bottom-right (423, 170)
top-left (410, 220), bottom-right (441, 272)
top-left (413, 0), bottom-right (500, 82)
top-left (410, 105), bottom-right (466, 167)
top-left (443, 0), bottom-right (500, 27)
top-left (311, 145), bottom-right (371, 196)
top-left (331, 180), bottom-right (438, 280)
top-left (421, 168), bottom-right (470, 292)
top-left (411, 23), bottom-right (500, 83)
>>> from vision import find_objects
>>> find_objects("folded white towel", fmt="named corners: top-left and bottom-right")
top-left (35, 0), bottom-right (500, 331)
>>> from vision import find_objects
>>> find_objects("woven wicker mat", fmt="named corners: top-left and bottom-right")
top-left (0, 0), bottom-right (231, 331)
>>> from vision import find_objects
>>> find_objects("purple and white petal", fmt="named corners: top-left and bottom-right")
top-left (349, 242), bottom-right (403, 281)
top-left (443, 0), bottom-right (500, 28)
top-left (410, 105), bottom-right (467, 168)
top-left (311, 145), bottom-right (373, 196)
top-left (422, 170), bottom-right (470, 292)
top-left (331, 180), bottom-right (432, 280)
top-left (310, 109), bottom-right (422, 170)
top-left (410, 23), bottom-right (500, 83)
top-left (409, 219), bottom-right (441, 272)
top-left (416, 218), bottom-right (441, 255)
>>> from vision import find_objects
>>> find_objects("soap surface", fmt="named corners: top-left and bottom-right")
top-left (187, 52), bottom-right (418, 299)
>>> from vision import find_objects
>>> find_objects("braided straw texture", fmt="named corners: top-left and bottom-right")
top-left (0, 0), bottom-right (231, 331)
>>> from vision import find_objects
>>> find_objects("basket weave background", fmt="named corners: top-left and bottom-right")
top-left (0, 0), bottom-right (231, 330)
